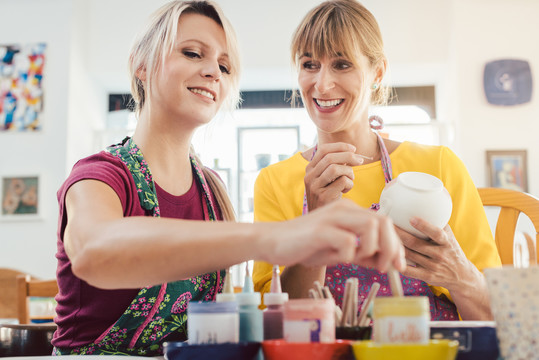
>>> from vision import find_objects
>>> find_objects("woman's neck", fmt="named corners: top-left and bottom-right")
top-left (132, 111), bottom-right (195, 196)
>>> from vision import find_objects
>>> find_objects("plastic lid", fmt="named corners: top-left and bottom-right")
top-left (263, 292), bottom-right (289, 306)
top-left (221, 266), bottom-right (234, 294)
top-left (373, 296), bottom-right (429, 318)
top-left (216, 292), bottom-right (237, 302)
top-left (270, 264), bottom-right (283, 293)
top-left (235, 291), bottom-right (261, 306)
top-left (187, 300), bottom-right (238, 314)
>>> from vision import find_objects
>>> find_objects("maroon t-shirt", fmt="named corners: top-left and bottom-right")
top-left (52, 151), bottom-right (221, 349)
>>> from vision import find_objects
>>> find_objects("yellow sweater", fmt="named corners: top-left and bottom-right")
top-left (253, 141), bottom-right (501, 302)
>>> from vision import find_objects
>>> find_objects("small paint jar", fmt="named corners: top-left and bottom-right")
top-left (187, 301), bottom-right (239, 344)
top-left (372, 296), bottom-right (430, 344)
top-left (283, 298), bottom-right (335, 343)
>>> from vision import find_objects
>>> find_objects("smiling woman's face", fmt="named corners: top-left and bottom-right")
top-left (297, 52), bottom-right (376, 134)
top-left (151, 12), bottom-right (231, 127)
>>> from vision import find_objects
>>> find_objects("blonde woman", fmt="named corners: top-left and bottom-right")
top-left (253, 0), bottom-right (501, 321)
top-left (53, 0), bottom-right (405, 355)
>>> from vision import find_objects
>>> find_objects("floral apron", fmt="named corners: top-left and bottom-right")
top-left (54, 137), bottom-right (225, 356)
top-left (303, 133), bottom-right (459, 321)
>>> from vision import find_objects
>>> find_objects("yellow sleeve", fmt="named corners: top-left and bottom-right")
top-left (429, 146), bottom-right (502, 299)
top-left (252, 167), bottom-right (289, 297)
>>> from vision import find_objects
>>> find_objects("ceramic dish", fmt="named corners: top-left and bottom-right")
top-left (352, 339), bottom-right (458, 360)
top-left (262, 339), bottom-right (354, 360)
top-left (163, 341), bottom-right (260, 360)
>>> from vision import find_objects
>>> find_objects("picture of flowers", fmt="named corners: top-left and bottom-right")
top-left (1, 176), bottom-right (39, 216)
top-left (0, 43), bottom-right (46, 131)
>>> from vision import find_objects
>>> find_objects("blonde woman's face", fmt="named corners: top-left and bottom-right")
top-left (152, 13), bottom-right (231, 127)
top-left (298, 52), bottom-right (376, 134)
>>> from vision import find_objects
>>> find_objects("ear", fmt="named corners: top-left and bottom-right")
top-left (373, 57), bottom-right (387, 84)
top-left (135, 66), bottom-right (147, 82)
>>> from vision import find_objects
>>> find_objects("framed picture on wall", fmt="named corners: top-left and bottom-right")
top-left (486, 150), bottom-right (528, 192)
top-left (0, 43), bottom-right (46, 131)
top-left (1, 175), bottom-right (40, 220)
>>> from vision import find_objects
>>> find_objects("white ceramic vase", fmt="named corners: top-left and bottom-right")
top-left (378, 172), bottom-right (452, 239)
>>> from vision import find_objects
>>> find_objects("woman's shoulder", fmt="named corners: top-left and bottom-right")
top-left (69, 150), bottom-right (129, 178)
top-left (395, 141), bottom-right (457, 159)
top-left (61, 150), bottom-right (133, 195)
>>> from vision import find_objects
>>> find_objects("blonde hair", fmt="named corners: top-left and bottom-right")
top-left (129, 1), bottom-right (238, 221)
top-left (193, 151), bottom-right (236, 221)
top-left (291, 0), bottom-right (389, 105)
top-left (128, 0), bottom-right (241, 113)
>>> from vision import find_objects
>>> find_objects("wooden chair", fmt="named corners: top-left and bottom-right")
top-left (0, 268), bottom-right (28, 320)
top-left (478, 187), bottom-right (539, 265)
top-left (16, 275), bottom-right (58, 324)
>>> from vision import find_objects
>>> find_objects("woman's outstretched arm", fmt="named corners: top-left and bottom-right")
top-left (65, 180), bottom-right (405, 290)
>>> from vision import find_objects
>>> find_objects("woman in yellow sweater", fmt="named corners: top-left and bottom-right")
top-left (253, 0), bottom-right (501, 321)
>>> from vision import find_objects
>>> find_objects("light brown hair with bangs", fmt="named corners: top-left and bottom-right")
top-left (291, 0), bottom-right (389, 105)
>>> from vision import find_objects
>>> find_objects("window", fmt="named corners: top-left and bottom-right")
top-left (371, 105), bottom-right (438, 145)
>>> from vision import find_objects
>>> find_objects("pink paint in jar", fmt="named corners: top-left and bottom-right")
top-left (283, 298), bottom-right (335, 343)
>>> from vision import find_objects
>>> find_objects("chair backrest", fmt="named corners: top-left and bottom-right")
top-left (478, 187), bottom-right (539, 265)
top-left (16, 275), bottom-right (58, 324)
top-left (0, 268), bottom-right (28, 319)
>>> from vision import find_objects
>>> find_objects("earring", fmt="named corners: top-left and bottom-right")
top-left (371, 83), bottom-right (379, 90)
top-left (369, 115), bottom-right (384, 130)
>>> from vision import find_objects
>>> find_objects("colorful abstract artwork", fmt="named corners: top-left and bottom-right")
top-left (0, 43), bottom-right (45, 131)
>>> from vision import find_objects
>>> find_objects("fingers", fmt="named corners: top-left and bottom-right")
top-left (376, 217), bottom-right (406, 272)
top-left (403, 246), bottom-right (433, 268)
top-left (398, 228), bottom-right (436, 259)
top-left (311, 163), bottom-right (356, 188)
top-left (309, 142), bottom-right (356, 165)
top-left (393, 244), bottom-right (407, 272)
top-left (305, 143), bottom-right (364, 211)
top-left (401, 262), bottom-right (429, 283)
top-left (354, 217), bottom-right (380, 260)
top-left (284, 199), bottom-right (407, 273)
top-left (303, 228), bottom-right (357, 266)
top-left (317, 200), bottom-right (406, 272)
top-left (409, 217), bottom-right (447, 245)
top-left (306, 143), bottom-right (364, 184)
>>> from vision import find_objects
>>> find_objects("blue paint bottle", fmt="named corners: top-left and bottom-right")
top-left (235, 264), bottom-right (263, 358)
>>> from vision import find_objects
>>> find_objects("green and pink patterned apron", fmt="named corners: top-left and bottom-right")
top-left (303, 133), bottom-right (459, 321)
top-left (54, 137), bottom-right (225, 356)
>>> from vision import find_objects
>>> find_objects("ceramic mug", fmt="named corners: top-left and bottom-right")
top-left (378, 172), bottom-right (452, 239)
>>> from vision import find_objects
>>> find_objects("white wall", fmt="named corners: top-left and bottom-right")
top-left (0, 0), bottom-right (73, 277)
top-left (453, 0), bottom-right (539, 193)
top-left (0, 0), bottom-right (538, 278)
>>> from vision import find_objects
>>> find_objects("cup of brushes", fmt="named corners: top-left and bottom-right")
top-left (328, 268), bottom-right (403, 341)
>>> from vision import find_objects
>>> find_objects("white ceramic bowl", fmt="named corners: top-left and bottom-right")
top-left (378, 172), bottom-right (452, 239)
